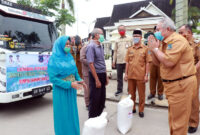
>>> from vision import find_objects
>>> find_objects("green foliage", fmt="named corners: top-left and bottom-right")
top-left (192, 29), bottom-right (200, 34)
top-left (171, 6), bottom-right (200, 29)
top-left (55, 9), bottom-right (75, 28)
top-left (188, 6), bottom-right (200, 28)
top-left (17, 0), bottom-right (75, 29)
top-left (192, 23), bottom-right (200, 34)
top-left (170, 0), bottom-right (173, 5)
top-left (40, 0), bottom-right (60, 10)
top-left (17, 0), bottom-right (32, 7)
top-left (65, 0), bottom-right (74, 14)
top-left (105, 54), bottom-right (111, 60)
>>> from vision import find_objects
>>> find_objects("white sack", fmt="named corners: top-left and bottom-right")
top-left (117, 95), bottom-right (134, 134)
top-left (82, 112), bottom-right (108, 135)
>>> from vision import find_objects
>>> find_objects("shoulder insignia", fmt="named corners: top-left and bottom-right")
top-left (167, 44), bottom-right (172, 50)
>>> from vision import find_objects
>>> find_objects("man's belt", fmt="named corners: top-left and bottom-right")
top-left (162, 75), bottom-right (193, 83)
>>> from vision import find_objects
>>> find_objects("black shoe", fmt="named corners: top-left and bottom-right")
top-left (158, 95), bottom-right (163, 100)
top-left (132, 109), bottom-right (136, 113)
top-left (148, 94), bottom-right (155, 100)
top-left (139, 112), bottom-right (144, 118)
top-left (188, 127), bottom-right (197, 133)
top-left (115, 91), bottom-right (122, 96)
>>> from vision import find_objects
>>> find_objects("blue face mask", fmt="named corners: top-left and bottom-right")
top-left (133, 37), bottom-right (140, 44)
top-left (154, 32), bottom-right (164, 41)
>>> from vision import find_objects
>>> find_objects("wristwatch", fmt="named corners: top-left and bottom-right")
top-left (153, 48), bottom-right (159, 52)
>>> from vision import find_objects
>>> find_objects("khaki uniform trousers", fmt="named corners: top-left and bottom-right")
top-left (128, 79), bottom-right (145, 112)
top-left (189, 74), bottom-right (199, 127)
top-left (83, 76), bottom-right (90, 106)
top-left (150, 63), bottom-right (163, 96)
top-left (163, 75), bottom-right (197, 135)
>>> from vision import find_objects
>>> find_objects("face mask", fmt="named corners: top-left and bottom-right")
top-left (119, 31), bottom-right (125, 36)
top-left (154, 32), bottom-right (164, 41)
top-left (99, 35), bottom-right (105, 43)
top-left (133, 37), bottom-right (140, 44)
top-left (64, 47), bottom-right (71, 53)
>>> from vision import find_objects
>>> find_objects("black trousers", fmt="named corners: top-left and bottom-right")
top-left (117, 63), bottom-right (126, 92)
top-left (89, 72), bottom-right (106, 118)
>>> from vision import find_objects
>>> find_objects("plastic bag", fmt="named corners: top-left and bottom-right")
top-left (117, 95), bottom-right (134, 134)
top-left (82, 112), bottom-right (108, 135)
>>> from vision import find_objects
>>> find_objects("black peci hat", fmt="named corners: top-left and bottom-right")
top-left (133, 30), bottom-right (142, 35)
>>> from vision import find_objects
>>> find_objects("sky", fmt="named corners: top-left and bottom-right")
top-left (10, 0), bottom-right (144, 38)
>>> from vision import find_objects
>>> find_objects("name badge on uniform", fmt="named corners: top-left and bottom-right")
top-left (167, 44), bottom-right (172, 50)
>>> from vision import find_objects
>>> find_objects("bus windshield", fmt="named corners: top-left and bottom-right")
top-left (0, 13), bottom-right (57, 51)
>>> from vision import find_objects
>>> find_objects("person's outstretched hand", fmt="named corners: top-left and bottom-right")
top-left (71, 81), bottom-right (83, 90)
top-left (77, 81), bottom-right (87, 90)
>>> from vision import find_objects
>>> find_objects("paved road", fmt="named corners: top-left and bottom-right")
top-left (0, 93), bottom-right (199, 135)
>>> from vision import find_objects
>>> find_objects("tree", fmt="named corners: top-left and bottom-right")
top-left (63, 0), bottom-right (74, 14)
top-left (60, 0), bottom-right (75, 35)
top-left (16, 0), bottom-right (32, 7)
top-left (188, 7), bottom-right (200, 29)
top-left (170, 0), bottom-right (200, 29)
top-left (17, 0), bottom-right (75, 31)
top-left (55, 9), bottom-right (75, 30)
top-left (171, 6), bottom-right (200, 29)
top-left (170, 0), bottom-right (192, 6)
top-left (192, 23), bottom-right (200, 34)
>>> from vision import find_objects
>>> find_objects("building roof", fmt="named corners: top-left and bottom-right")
top-left (100, 0), bottom-right (200, 27)
top-left (94, 17), bottom-right (110, 36)
top-left (105, 0), bottom-right (174, 27)
top-left (94, 17), bottom-right (111, 29)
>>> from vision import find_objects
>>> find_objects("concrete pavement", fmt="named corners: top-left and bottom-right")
top-left (78, 95), bottom-right (200, 135)
top-left (0, 93), bottom-right (199, 135)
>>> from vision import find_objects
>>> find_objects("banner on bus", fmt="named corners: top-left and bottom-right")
top-left (6, 53), bottom-right (51, 92)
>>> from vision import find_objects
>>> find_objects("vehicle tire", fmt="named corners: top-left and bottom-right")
top-left (34, 94), bottom-right (45, 98)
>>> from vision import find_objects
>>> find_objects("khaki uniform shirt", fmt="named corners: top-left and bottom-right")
top-left (160, 32), bottom-right (196, 80)
top-left (125, 44), bottom-right (151, 80)
top-left (113, 36), bottom-right (132, 64)
top-left (190, 39), bottom-right (200, 75)
top-left (189, 38), bottom-right (200, 65)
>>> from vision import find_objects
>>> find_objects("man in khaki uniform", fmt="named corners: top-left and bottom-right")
top-left (124, 29), bottom-right (150, 118)
top-left (148, 18), bottom-right (197, 135)
top-left (112, 25), bottom-right (132, 96)
top-left (179, 24), bottom-right (200, 133)
top-left (148, 26), bottom-right (164, 100)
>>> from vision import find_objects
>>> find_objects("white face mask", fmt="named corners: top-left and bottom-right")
top-left (133, 37), bottom-right (140, 44)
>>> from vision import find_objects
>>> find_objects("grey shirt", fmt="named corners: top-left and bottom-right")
top-left (86, 40), bottom-right (106, 73)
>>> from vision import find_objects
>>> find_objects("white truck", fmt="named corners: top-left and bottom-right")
top-left (0, 0), bottom-right (58, 103)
